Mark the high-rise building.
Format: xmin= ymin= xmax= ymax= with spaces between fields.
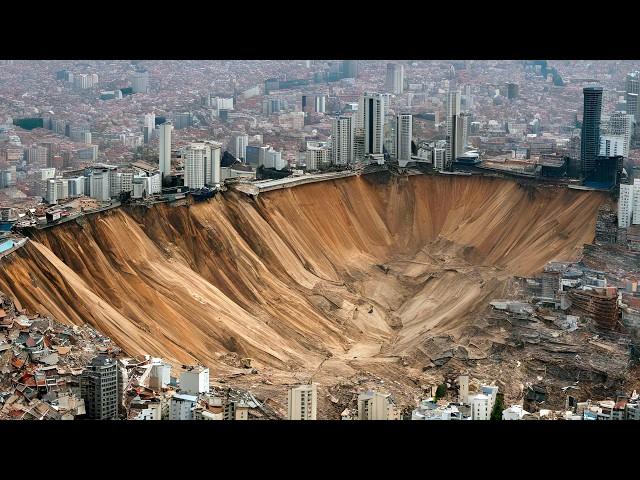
xmin=445 ymin=89 xmax=462 ymax=168
xmin=80 ymin=355 xmax=119 ymax=420
xmin=232 ymin=134 xmax=248 ymax=160
xmin=159 ymin=121 xmax=173 ymax=179
xmin=184 ymin=142 xmax=221 ymax=188
xmin=174 ymin=112 xmax=193 ymax=130
xmin=359 ymin=92 xmax=385 ymax=156
xmin=331 ymin=115 xmax=354 ymax=165
xmin=396 ymin=113 xmax=413 ymax=165
xmin=179 ymin=366 xmax=210 ymax=395
xmin=581 ymin=87 xmax=603 ymax=176
xmin=386 ymin=63 xmax=404 ymax=95
xmin=131 ymin=70 xmax=150 ymax=94
xmin=357 ymin=391 xmax=401 ymax=420
xmin=287 ymin=384 xmax=317 ymax=420
xmin=608 ymin=112 xmax=633 ymax=157
xmin=600 ymin=135 xmax=626 ymax=157
xmin=620 ymin=183 xmax=634 ymax=228
xmin=301 ymin=94 xmax=326 ymax=114
xmin=343 ymin=60 xmax=359 ymax=79
xmin=90 ymin=171 xmax=111 ymax=202
xmin=305 ymin=142 xmax=329 ymax=171
xmin=626 ymin=71 xmax=640 ymax=121
xmin=458 ymin=375 xmax=469 ymax=404
xmin=471 ymin=394 xmax=491 ymax=420
xmin=506 ymin=82 xmax=519 ymax=99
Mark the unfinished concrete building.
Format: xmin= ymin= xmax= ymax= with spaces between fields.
xmin=595 ymin=204 xmax=618 ymax=244
xmin=568 ymin=287 xmax=620 ymax=330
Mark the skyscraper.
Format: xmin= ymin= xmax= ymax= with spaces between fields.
xmin=131 ymin=70 xmax=150 ymax=94
xmin=445 ymin=89 xmax=461 ymax=169
xmin=581 ymin=86 xmax=603 ymax=176
xmin=232 ymin=134 xmax=248 ymax=160
xmin=608 ymin=111 xmax=633 ymax=157
xmin=358 ymin=92 xmax=385 ymax=156
xmin=184 ymin=141 xmax=221 ymax=189
xmin=396 ymin=113 xmax=413 ymax=166
xmin=331 ymin=115 xmax=354 ymax=166
xmin=159 ymin=121 xmax=173 ymax=180
xmin=80 ymin=355 xmax=119 ymax=420
xmin=342 ymin=60 xmax=359 ymax=79
xmin=386 ymin=63 xmax=404 ymax=95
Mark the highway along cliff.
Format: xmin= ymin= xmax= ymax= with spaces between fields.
xmin=0 ymin=173 xmax=607 ymax=413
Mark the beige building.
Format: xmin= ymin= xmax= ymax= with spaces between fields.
xmin=357 ymin=391 xmax=401 ymax=420
xmin=287 ymin=384 xmax=317 ymax=420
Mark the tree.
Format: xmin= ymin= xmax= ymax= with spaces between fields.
xmin=491 ymin=393 xmax=506 ymax=421
xmin=435 ymin=383 xmax=447 ymax=401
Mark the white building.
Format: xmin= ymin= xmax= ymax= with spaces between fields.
xmin=434 ymin=148 xmax=446 ymax=171
xmin=179 ymin=366 xmax=209 ymax=395
xmin=90 ymin=172 xmax=111 ymax=202
xmin=305 ymin=142 xmax=329 ymax=171
xmin=133 ymin=402 xmax=162 ymax=420
xmin=359 ymin=92 xmax=385 ymax=156
xmin=608 ymin=112 xmax=633 ymax=156
xmin=331 ymin=115 xmax=354 ymax=166
xmin=481 ymin=385 xmax=499 ymax=412
xmin=357 ymin=391 xmax=401 ymax=420
xmin=148 ymin=359 xmax=171 ymax=391
xmin=287 ymin=384 xmax=317 ymax=420
xmin=232 ymin=134 xmax=248 ymax=160
xmin=620 ymin=182 xmax=635 ymax=228
xmin=470 ymin=393 xmax=491 ymax=420
xmin=55 ymin=178 xmax=68 ymax=201
xmin=45 ymin=179 xmax=57 ymax=204
xmin=502 ymin=404 xmax=530 ymax=420
xmin=396 ymin=113 xmax=413 ymax=166
xmin=41 ymin=168 xmax=56 ymax=180
xmin=169 ymin=393 xmax=198 ymax=420
xmin=158 ymin=122 xmax=173 ymax=179
xmin=184 ymin=141 xmax=222 ymax=188
xmin=600 ymin=135 xmax=626 ymax=158
xmin=67 ymin=177 xmax=85 ymax=197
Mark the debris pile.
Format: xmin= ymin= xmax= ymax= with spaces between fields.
xmin=0 ymin=291 xmax=120 ymax=420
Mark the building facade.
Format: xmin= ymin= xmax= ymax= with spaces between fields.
xmin=80 ymin=355 xmax=119 ymax=420
xmin=287 ymin=384 xmax=317 ymax=420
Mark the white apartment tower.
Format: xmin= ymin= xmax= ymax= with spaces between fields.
xmin=600 ymin=135 xmax=626 ymax=157
xmin=633 ymin=179 xmax=640 ymax=226
xmin=359 ymin=92 xmax=385 ymax=156
xmin=471 ymin=394 xmax=491 ymax=420
xmin=232 ymin=134 xmax=248 ymax=160
xmin=287 ymin=384 xmax=317 ymax=420
xmin=608 ymin=112 xmax=633 ymax=157
xmin=357 ymin=391 xmax=401 ymax=420
xmin=619 ymin=183 xmax=634 ymax=228
xmin=184 ymin=142 xmax=221 ymax=188
xmin=458 ymin=375 xmax=469 ymax=404
xmin=396 ymin=113 xmax=413 ymax=166
xmin=159 ymin=122 xmax=173 ymax=180
xmin=331 ymin=115 xmax=354 ymax=165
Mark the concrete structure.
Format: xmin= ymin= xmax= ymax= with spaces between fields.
xmin=305 ymin=142 xmax=329 ymax=171
xmin=581 ymin=87 xmax=603 ymax=176
xmin=169 ymin=393 xmax=197 ymax=420
xmin=458 ymin=375 xmax=469 ymax=404
xmin=600 ymin=135 xmax=626 ymax=158
xmin=90 ymin=171 xmax=111 ymax=202
xmin=232 ymin=134 xmax=248 ymax=160
xmin=502 ymin=404 xmax=530 ymax=420
xmin=131 ymin=70 xmax=150 ymax=94
xmin=80 ymin=355 xmax=119 ymax=420
xmin=357 ymin=391 xmax=401 ymax=420
xmin=619 ymin=182 xmax=635 ymax=228
xmin=287 ymin=384 xmax=317 ymax=420
xmin=608 ymin=112 xmax=633 ymax=156
xmin=396 ymin=113 xmax=413 ymax=166
xmin=470 ymin=393 xmax=491 ymax=420
xmin=359 ymin=93 xmax=385 ymax=156
xmin=386 ymin=63 xmax=404 ymax=95
xmin=331 ymin=115 xmax=354 ymax=166
xmin=159 ymin=121 xmax=173 ymax=180
xmin=179 ymin=366 xmax=209 ymax=395
xmin=445 ymin=89 xmax=462 ymax=169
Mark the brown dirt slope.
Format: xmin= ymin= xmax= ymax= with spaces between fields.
xmin=0 ymin=174 xmax=605 ymax=374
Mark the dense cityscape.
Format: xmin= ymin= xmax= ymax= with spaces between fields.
xmin=1 ymin=60 xmax=640 ymax=420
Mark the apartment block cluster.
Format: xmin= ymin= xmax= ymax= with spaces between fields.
xmin=41 ymin=163 xmax=161 ymax=205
